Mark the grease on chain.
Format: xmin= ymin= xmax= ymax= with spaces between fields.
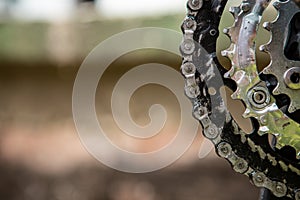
xmin=180 ymin=0 xmax=300 ymax=198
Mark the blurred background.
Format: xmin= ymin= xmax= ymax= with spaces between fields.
xmin=0 ymin=0 xmax=279 ymax=199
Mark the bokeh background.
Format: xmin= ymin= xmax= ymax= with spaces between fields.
xmin=0 ymin=0 xmax=278 ymax=199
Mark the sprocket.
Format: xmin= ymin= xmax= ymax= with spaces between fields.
xmin=181 ymin=0 xmax=300 ymax=199
xmin=222 ymin=0 xmax=300 ymax=159
xmin=262 ymin=0 xmax=300 ymax=113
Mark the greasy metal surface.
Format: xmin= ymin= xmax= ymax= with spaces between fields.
xmin=224 ymin=0 xmax=300 ymax=158
xmin=262 ymin=0 xmax=300 ymax=113
xmin=181 ymin=0 xmax=300 ymax=198
xmin=259 ymin=0 xmax=300 ymax=158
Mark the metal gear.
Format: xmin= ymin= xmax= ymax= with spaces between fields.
xmin=222 ymin=0 xmax=300 ymax=158
xmin=181 ymin=0 xmax=300 ymax=199
xmin=262 ymin=0 xmax=300 ymax=113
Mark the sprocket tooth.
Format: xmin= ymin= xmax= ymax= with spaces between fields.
xmin=243 ymin=108 xmax=252 ymax=118
xmin=221 ymin=49 xmax=234 ymax=59
xmin=273 ymin=84 xmax=286 ymax=96
xmin=223 ymin=28 xmax=230 ymax=36
xmin=231 ymin=90 xmax=240 ymax=100
xmin=273 ymin=86 xmax=281 ymax=95
xmin=259 ymin=44 xmax=269 ymax=53
xmin=258 ymin=128 xmax=267 ymax=136
xmin=229 ymin=6 xmax=241 ymax=17
xmin=288 ymin=101 xmax=297 ymax=113
xmin=224 ymin=67 xmax=235 ymax=78
xmin=263 ymin=21 xmax=272 ymax=31
xmin=224 ymin=71 xmax=231 ymax=79
xmin=263 ymin=66 xmax=273 ymax=74
xmin=221 ymin=50 xmax=229 ymax=57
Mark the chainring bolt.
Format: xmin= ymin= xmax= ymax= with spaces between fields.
xmin=283 ymin=67 xmax=300 ymax=89
xmin=253 ymin=91 xmax=266 ymax=104
xmin=248 ymin=86 xmax=270 ymax=109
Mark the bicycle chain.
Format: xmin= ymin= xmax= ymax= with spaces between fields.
xmin=180 ymin=0 xmax=300 ymax=199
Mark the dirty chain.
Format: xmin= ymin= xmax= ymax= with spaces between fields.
xmin=180 ymin=0 xmax=300 ymax=199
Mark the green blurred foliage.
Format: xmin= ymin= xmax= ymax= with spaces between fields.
xmin=0 ymin=1 xmax=277 ymax=68
xmin=0 ymin=15 xmax=183 ymax=64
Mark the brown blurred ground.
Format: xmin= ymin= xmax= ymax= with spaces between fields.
xmin=0 ymin=59 xmax=258 ymax=200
